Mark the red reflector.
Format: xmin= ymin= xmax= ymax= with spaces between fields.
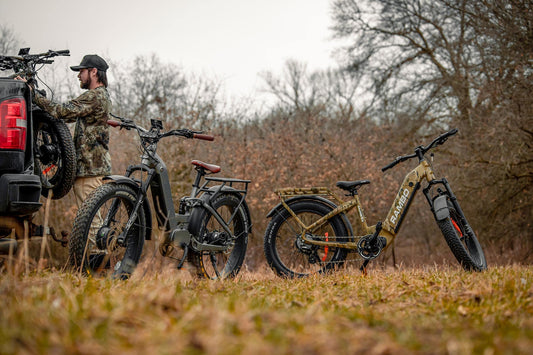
xmin=0 ymin=98 xmax=27 ymax=150
xmin=452 ymin=219 xmax=463 ymax=237
xmin=321 ymin=232 xmax=329 ymax=261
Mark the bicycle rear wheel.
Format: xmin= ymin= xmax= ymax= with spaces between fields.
xmin=436 ymin=197 xmax=487 ymax=271
xmin=264 ymin=200 xmax=349 ymax=278
xmin=188 ymin=193 xmax=249 ymax=279
xmin=69 ymin=183 xmax=146 ymax=279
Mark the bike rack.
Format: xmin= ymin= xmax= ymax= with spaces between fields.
xmin=203 ymin=176 xmax=251 ymax=194
xmin=199 ymin=176 xmax=252 ymax=231
xmin=275 ymin=187 xmax=345 ymax=204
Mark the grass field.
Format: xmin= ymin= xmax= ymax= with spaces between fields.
xmin=0 ymin=263 xmax=532 ymax=354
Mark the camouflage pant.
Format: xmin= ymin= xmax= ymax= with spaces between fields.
xmin=73 ymin=176 xmax=105 ymax=253
xmin=73 ymin=176 xmax=104 ymax=208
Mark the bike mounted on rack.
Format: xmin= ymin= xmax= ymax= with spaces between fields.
xmin=0 ymin=48 xmax=76 ymax=256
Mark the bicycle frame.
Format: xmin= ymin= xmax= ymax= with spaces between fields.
xmin=110 ymin=142 xmax=250 ymax=253
xmin=275 ymin=159 xmax=439 ymax=251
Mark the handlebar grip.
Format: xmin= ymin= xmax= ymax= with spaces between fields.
xmin=382 ymin=160 xmax=399 ymax=172
xmin=193 ymin=133 xmax=215 ymax=141
xmin=55 ymin=50 xmax=70 ymax=56
xmin=107 ymin=120 xmax=121 ymax=127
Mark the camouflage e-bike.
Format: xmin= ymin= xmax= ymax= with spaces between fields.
xmin=69 ymin=116 xmax=251 ymax=279
xmin=264 ymin=129 xmax=487 ymax=278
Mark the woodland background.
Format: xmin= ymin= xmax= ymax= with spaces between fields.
xmin=1 ymin=0 xmax=532 ymax=269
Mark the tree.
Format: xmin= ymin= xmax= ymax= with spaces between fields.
xmin=332 ymin=0 xmax=533 ymax=256
xmin=260 ymin=59 xmax=364 ymax=120
xmin=332 ymin=0 xmax=494 ymax=125
xmin=0 ymin=25 xmax=21 ymax=55
xmin=110 ymin=54 xmax=223 ymax=129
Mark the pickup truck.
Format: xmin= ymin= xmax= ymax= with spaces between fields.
xmin=0 ymin=49 xmax=76 ymax=254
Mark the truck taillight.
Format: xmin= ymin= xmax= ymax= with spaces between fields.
xmin=0 ymin=98 xmax=27 ymax=150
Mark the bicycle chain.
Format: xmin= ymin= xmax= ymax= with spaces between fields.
xmin=299 ymin=233 xmax=377 ymax=264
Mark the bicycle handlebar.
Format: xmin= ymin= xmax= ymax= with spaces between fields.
xmin=107 ymin=117 xmax=214 ymax=142
xmin=381 ymin=153 xmax=417 ymax=172
xmin=382 ymin=128 xmax=458 ymax=172
xmin=0 ymin=49 xmax=70 ymax=72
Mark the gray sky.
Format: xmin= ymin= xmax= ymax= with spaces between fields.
xmin=1 ymin=0 xmax=339 ymax=99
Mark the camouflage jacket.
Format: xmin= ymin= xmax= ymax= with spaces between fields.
xmin=34 ymin=86 xmax=112 ymax=177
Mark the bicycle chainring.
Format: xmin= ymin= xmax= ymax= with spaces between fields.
xmin=357 ymin=235 xmax=386 ymax=260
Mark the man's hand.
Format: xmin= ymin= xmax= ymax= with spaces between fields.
xmin=14 ymin=76 xmax=34 ymax=92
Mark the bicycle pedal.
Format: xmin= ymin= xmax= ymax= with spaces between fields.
xmin=159 ymin=243 xmax=173 ymax=257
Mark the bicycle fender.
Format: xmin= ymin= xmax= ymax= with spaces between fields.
xmin=101 ymin=175 xmax=153 ymax=240
xmin=266 ymin=195 xmax=354 ymax=238
xmin=433 ymin=195 xmax=450 ymax=221
xmin=209 ymin=185 xmax=251 ymax=225
xmin=103 ymin=175 xmax=140 ymax=187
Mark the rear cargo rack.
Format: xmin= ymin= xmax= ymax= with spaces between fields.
xmin=275 ymin=187 xmax=344 ymax=204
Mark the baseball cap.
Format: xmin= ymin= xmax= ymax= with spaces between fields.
xmin=70 ymin=54 xmax=109 ymax=72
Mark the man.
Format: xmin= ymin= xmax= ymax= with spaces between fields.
xmin=32 ymin=54 xmax=112 ymax=207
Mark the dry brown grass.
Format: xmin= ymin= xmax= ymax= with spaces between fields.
xmin=1 ymin=258 xmax=531 ymax=354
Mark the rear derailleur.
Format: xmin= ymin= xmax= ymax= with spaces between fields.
xmin=296 ymin=234 xmax=322 ymax=264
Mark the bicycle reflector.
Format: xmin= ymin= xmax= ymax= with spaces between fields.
xmin=0 ymin=98 xmax=27 ymax=150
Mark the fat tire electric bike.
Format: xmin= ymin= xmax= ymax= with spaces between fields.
xmin=263 ymin=129 xmax=487 ymax=278
xmin=69 ymin=115 xmax=252 ymax=279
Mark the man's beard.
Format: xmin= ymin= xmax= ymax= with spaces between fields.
xmin=80 ymin=75 xmax=92 ymax=89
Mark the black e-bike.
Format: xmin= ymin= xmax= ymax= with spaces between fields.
xmin=69 ymin=116 xmax=252 ymax=279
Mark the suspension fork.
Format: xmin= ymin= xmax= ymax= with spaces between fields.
xmin=424 ymin=178 xmax=469 ymax=227
xmin=115 ymin=169 xmax=155 ymax=245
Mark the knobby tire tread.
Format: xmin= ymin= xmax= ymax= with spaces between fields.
xmin=33 ymin=111 xmax=76 ymax=200
xmin=264 ymin=200 xmax=349 ymax=278
xmin=437 ymin=200 xmax=487 ymax=272
xmin=69 ymin=183 xmax=145 ymax=278
xmin=188 ymin=193 xmax=249 ymax=280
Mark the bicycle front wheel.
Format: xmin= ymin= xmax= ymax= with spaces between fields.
xmin=188 ymin=193 xmax=249 ymax=279
xmin=436 ymin=197 xmax=487 ymax=271
xmin=264 ymin=200 xmax=349 ymax=278
xmin=69 ymin=183 xmax=146 ymax=279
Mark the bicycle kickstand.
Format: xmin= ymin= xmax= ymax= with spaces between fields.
xmin=176 ymin=243 xmax=189 ymax=270
xmin=360 ymin=259 xmax=371 ymax=276
xmin=358 ymin=221 xmax=384 ymax=276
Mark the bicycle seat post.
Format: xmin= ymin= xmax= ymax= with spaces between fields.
xmin=190 ymin=166 xmax=207 ymax=197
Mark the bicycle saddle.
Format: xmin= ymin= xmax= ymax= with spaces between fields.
xmin=191 ymin=160 xmax=221 ymax=174
xmin=336 ymin=180 xmax=370 ymax=194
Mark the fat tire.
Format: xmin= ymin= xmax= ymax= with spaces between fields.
xmin=69 ymin=183 xmax=146 ymax=279
xmin=188 ymin=193 xmax=249 ymax=279
xmin=436 ymin=197 xmax=487 ymax=271
xmin=33 ymin=110 xmax=76 ymax=199
xmin=264 ymin=200 xmax=349 ymax=278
